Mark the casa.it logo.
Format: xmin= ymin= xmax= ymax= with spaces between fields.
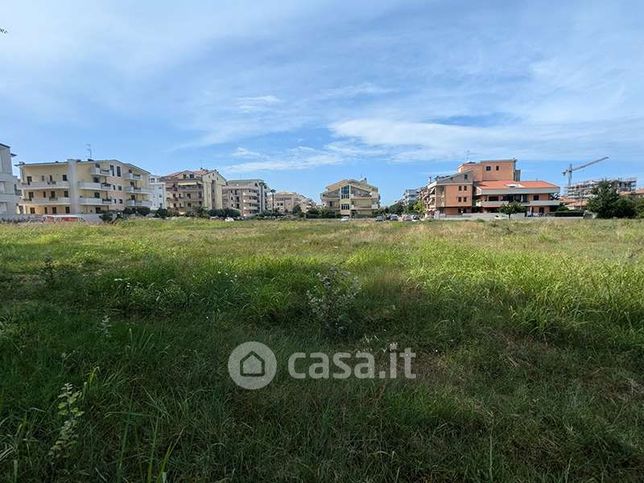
xmin=228 ymin=341 xmax=417 ymax=390
xmin=227 ymin=341 xmax=278 ymax=390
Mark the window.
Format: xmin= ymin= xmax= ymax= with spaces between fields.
xmin=94 ymin=192 xmax=100 ymax=198
xmin=50 ymin=191 xmax=55 ymax=198
xmin=464 ymin=174 xmax=468 ymax=180
xmin=93 ymin=177 xmax=99 ymax=183
xmin=117 ymin=166 xmax=121 ymax=177
xmin=533 ymin=195 xmax=539 ymax=201
xmin=458 ymin=186 xmax=462 ymax=191
xmin=495 ymin=166 xmax=499 ymax=171
xmin=96 ymin=207 xmax=102 ymax=213
xmin=485 ymin=166 xmax=491 ymax=171
xmin=28 ymin=192 xmax=34 ymax=200
xmin=341 ymin=204 xmax=350 ymax=210
xmin=457 ymin=197 xmax=462 ymax=202
xmin=65 ymin=207 xmax=70 ymax=214
xmin=119 ymin=199 xmax=123 ymax=204
xmin=29 ymin=207 xmax=35 ymax=214
xmin=27 ymin=176 xmax=32 ymax=184
xmin=62 ymin=174 xmax=67 ymax=181
xmin=44 ymin=207 xmax=48 ymax=214
xmin=463 ymin=186 xmax=467 ymax=191
xmin=52 ymin=207 xmax=57 ymax=214
xmin=489 ymin=196 xmax=499 ymax=201
xmin=463 ymin=197 xmax=467 ymax=202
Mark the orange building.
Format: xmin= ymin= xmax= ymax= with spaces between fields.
xmin=421 ymin=159 xmax=559 ymax=216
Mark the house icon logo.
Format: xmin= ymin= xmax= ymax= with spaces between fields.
xmin=228 ymin=341 xmax=277 ymax=390
xmin=240 ymin=351 xmax=266 ymax=377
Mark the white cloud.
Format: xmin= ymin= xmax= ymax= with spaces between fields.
xmin=223 ymin=146 xmax=343 ymax=173
xmin=235 ymin=95 xmax=282 ymax=112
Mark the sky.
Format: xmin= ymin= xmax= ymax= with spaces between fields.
xmin=1 ymin=0 xmax=643 ymax=204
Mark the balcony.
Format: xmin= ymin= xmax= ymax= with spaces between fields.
xmin=79 ymin=197 xmax=112 ymax=206
xmin=90 ymin=167 xmax=111 ymax=176
xmin=126 ymin=199 xmax=152 ymax=208
xmin=78 ymin=182 xmax=110 ymax=191
xmin=476 ymin=199 xmax=559 ymax=208
xmin=0 ymin=192 xmax=19 ymax=202
xmin=22 ymin=197 xmax=71 ymax=205
xmin=127 ymin=173 xmax=142 ymax=180
xmin=125 ymin=186 xmax=153 ymax=195
xmin=22 ymin=180 xmax=70 ymax=189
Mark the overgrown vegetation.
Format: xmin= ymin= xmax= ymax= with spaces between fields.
xmin=0 ymin=219 xmax=642 ymax=481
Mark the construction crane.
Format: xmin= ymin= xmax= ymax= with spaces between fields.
xmin=562 ymin=156 xmax=609 ymax=192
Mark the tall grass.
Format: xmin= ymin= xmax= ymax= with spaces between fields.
xmin=0 ymin=219 xmax=642 ymax=480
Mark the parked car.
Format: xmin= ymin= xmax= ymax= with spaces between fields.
xmin=375 ymin=215 xmax=385 ymax=222
xmin=401 ymin=214 xmax=413 ymax=221
xmin=340 ymin=217 xmax=350 ymax=222
xmin=388 ymin=214 xmax=399 ymax=221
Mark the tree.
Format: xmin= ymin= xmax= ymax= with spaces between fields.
xmin=292 ymin=204 xmax=303 ymax=216
xmin=613 ymin=197 xmax=636 ymax=219
xmin=99 ymin=212 xmax=114 ymax=223
xmin=636 ymin=198 xmax=644 ymax=219
xmin=135 ymin=206 xmax=151 ymax=216
xmin=555 ymin=203 xmax=570 ymax=212
xmin=498 ymin=201 xmax=527 ymax=219
xmin=409 ymin=200 xmax=425 ymax=214
xmin=388 ymin=202 xmax=404 ymax=215
xmin=586 ymin=181 xmax=623 ymax=218
xmin=154 ymin=208 xmax=169 ymax=219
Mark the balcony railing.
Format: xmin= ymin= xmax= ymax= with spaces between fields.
xmin=78 ymin=182 xmax=109 ymax=191
xmin=22 ymin=180 xmax=70 ymax=189
xmin=22 ymin=197 xmax=71 ymax=205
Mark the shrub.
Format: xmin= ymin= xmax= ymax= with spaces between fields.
xmin=135 ymin=206 xmax=151 ymax=216
xmin=154 ymin=208 xmax=169 ymax=219
xmin=307 ymin=266 xmax=361 ymax=338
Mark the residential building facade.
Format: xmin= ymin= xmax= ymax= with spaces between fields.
xmin=273 ymin=191 xmax=315 ymax=213
xmin=161 ymin=170 xmax=208 ymax=214
xmin=421 ymin=159 xmax=559 ymax=216
xmin=149 ymin=175 xmax=166 ymax=211
xmin=18 ymin=159 xmax=152 ymax=216
xmin=222 ymin=179 xmax=269 ymax=217
xmin=321 ymin=178 xmax=380 ymax=217
xmin=563 ymin=177 xmax=638 ymax=209
xmin=0 ymin=143 xmax=19 ymax=216
xmin=400 ymin=187 xmax=421 ymax=207
xmin=202 ymin=170 xmax=227 ymax=211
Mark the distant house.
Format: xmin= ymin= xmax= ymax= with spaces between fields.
xmin=420 ymin=159 xmax=560 ymax=216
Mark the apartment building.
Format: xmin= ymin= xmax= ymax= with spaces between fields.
xmin=421 ymin=159 xmax=559 ymax=216
xmin=563 ymin=177 xmax=638 ymax=209
xmin=400 ymin=187 xmax=422 ymax=207
xmin=202 ymin=170 xmax=227 ymax=211
xmin=0 ymin=143 xmax=19 ymax=216
xmin=161 ymin=170 xmax=207 ymax=214
xmin=149 ymin=175 xmax=166 ymax=211
xmin=273 ymin=191 xmax=315 ymax=213
xmin=222 ymin=179 xmax=269 ymax=217
xmin=19 ymin=159 xmax=152 ymax=216
xmin=321 ymin=178 xmax=380 ymax=217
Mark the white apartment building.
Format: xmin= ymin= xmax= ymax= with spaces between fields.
xmin=19 ymin=159 xmax=152 ymax=215
xmin=222 ymin=179 xmax=269 ymax=217
xmin=149 ymin=175 xmax=166 ymax=211
xmin=0 ymin=143 xmax=20 ymax=216
xmin=401 ymin=187 xmax=421 ymax=207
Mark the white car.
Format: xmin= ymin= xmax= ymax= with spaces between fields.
xmin=340 ymin=217 xmax=350 ymax=222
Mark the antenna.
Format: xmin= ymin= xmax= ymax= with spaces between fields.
xmin=86 ymin=144 xmax=93 ymax=159
xmin=465 ymin=150 xmax=471 ymax=162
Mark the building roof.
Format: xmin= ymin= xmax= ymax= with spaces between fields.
xmin=324 ymin=178 xmax=378 ymax=191
xmin=477 ymin=180 xmax=559 ymax=190
xmin=162 ymin=169 xmax=210 ymax=178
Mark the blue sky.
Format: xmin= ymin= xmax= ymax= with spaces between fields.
xmin=1 ymin=0 xmax=642 ymax=203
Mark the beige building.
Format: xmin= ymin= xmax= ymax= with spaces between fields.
xmin=0 ymin=143 xmax=19 ymax=216
xmin=202 ymin=170 xmax=227 ymax=211
xmin=321 ymin=178 xmax=380 ymax=217
xmin=161 ymin=170 xmax=207 ymax=214
xmin=273 ymin=191 xmax=315 ymax=213
xmin=222 ymin=179 xmax=269 ymax=217
xmin=19 ymin=159 xmax=152 ymax=216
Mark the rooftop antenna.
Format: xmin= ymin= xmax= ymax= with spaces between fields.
xmin=465 ymin=150 xmax=471 ymax=162
xmin=86 ymin=144 xmax=93 ymax=159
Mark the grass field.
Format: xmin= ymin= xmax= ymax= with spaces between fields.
xmin=0 ymin=218 xmax=643 ymax=481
